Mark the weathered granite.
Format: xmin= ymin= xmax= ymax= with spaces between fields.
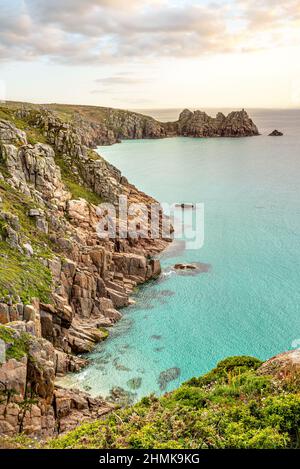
xmin=0 ymin=105 xmax=172 ymax=438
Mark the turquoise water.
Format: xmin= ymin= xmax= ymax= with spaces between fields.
xmin=63 ymin=110 xmax=300 ymax=400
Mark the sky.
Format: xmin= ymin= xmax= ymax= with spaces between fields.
xmin=1 ymin=0 xmax=300 ymax=109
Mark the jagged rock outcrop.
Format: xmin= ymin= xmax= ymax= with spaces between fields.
xmin=0 ymin=326 xmax=112 ymax=437
xmin=169 ymin=108 xmax=259 ymax=137
xmin=74 ymin=106 xmax=259 ymax=141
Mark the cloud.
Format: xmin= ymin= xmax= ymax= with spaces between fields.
xmin=0 ymin=0 xmax=299 ymax=65
xmin=95 ymin=75 xmax=145 ymax=86
xmin=91 ymin=74 xmax=146 ymax=93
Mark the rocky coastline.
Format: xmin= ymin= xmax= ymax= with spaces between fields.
xmin=0 ymin=103 xmax=171 ymax=438
xmin=0 ymin=102 xmax=259 ymax=440
xmin=4 ymin=102 xmax=259 ymax=148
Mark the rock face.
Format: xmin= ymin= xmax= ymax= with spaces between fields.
xmin=105 ymin=108 xmax=167 ymax=141
xmin=269 ymin=129 xmax=283 ymax=136
xmin=0 ymin=326 xmax=112 ymax=437
xmin=0 ymin=104 xmax=172 ymax=438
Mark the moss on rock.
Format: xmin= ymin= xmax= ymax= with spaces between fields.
xmin=0 ymin=325 xmax=30 ymax=360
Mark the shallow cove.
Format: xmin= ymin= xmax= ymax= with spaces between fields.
xmin=61 ymin=109 xmax=300 ymax=401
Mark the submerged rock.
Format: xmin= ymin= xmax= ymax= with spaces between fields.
xmin=174 ymin=263 xmax=197 ymax=270
xmin=158 ymin=367 xmax=181 ymax=390
xmin=127 ymin=377 xmax=142 ymax=390
xmin=173 ymin=262 xmax=211 ymax=274
xmin=106 ymin=386 xmax=136 ymax=406
xmin=154 ymin=347 xmax=165 ymax=352
xmin=113 ymin=358 xmax=131 ymax=372
xmin=151 ymin=334 xmax=162 ymax=340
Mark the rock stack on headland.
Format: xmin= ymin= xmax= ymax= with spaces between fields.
xmin=166 ymin=108 xmax=259 ymax=137
xmin=0 ymin=102 xmax=259 ymax=439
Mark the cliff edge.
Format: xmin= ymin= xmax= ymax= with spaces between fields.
xmin=0 ymin=103 xmax=170 ymax=438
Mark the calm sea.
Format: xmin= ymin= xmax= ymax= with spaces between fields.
xmin=61 ymin=109 xmax=300 ymax=400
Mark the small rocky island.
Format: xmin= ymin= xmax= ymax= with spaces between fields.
xmin=269 ymin=129 xmax=283 ymax=136
xmin=167 ymin=108 xmax=259 ymax=138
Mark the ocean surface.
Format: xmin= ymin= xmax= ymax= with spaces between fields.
xmin=61 ymin=109 xmax=300 ymax=401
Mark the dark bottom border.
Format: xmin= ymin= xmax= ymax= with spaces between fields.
xmin=0 ymin=449 xmax=296 ymax=467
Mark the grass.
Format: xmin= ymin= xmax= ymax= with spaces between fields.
xmin=0 ymin=106 xmax=47 ymax=145
xmin=0 ymin=325 xmax=30 ymax=360
xmin=0 ymin=179 xmax=53 ymax=303
xmin=0 ymin=104 xmax=105 ymax=305
xmin=55 ymin=154 xmax=103 ymax=205
xmin=0 ymin=434 xmax=37 ymax=449
xmin=0 ymin=241 xmax=52 ymax=303
xmin=98 ymin=327 xmax=109 ymax=339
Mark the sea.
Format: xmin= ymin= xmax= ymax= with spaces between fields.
xmin=60 ymin=108 xmax=300 ymax=401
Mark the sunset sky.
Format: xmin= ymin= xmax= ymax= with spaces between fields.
xmin=1 ymin=0 xmax=300 ymax=109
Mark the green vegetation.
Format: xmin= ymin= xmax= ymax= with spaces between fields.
xmin=0 ymin=180 xmax=53 ymax=303
xmin=0 ymin=241 xmax=52 ymax=303
xmin=0 ymin=106 xmax=47 ymax=145
xmin=47 ymin=356 xmax=300 ymax=449
xmin=55 ymin=154 xmax=103 ymax=205
xmin=0 ymin=103 xmax=104 ymax=306
xmin=0 ymin=434 xmax=36 ymax=449
xmin=0 ymin=325 xmax=30 ymax=360
xmin=98 ymin=327 xmax=109 ymax=339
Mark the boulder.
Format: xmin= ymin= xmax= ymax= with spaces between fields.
xmin=258 ymin=349 xmax=300 ymax=381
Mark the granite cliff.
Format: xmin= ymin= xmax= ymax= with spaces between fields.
xmin=0 ymin=103 xmax=170 ymax=438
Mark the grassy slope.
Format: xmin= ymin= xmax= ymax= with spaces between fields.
xmin=46 ymin=356 xmax=300 ymax=449
xmin=3 ymin=101 xmax=160 ymax=127
xmin=0 ymin=178 xmax=53 ymax=303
